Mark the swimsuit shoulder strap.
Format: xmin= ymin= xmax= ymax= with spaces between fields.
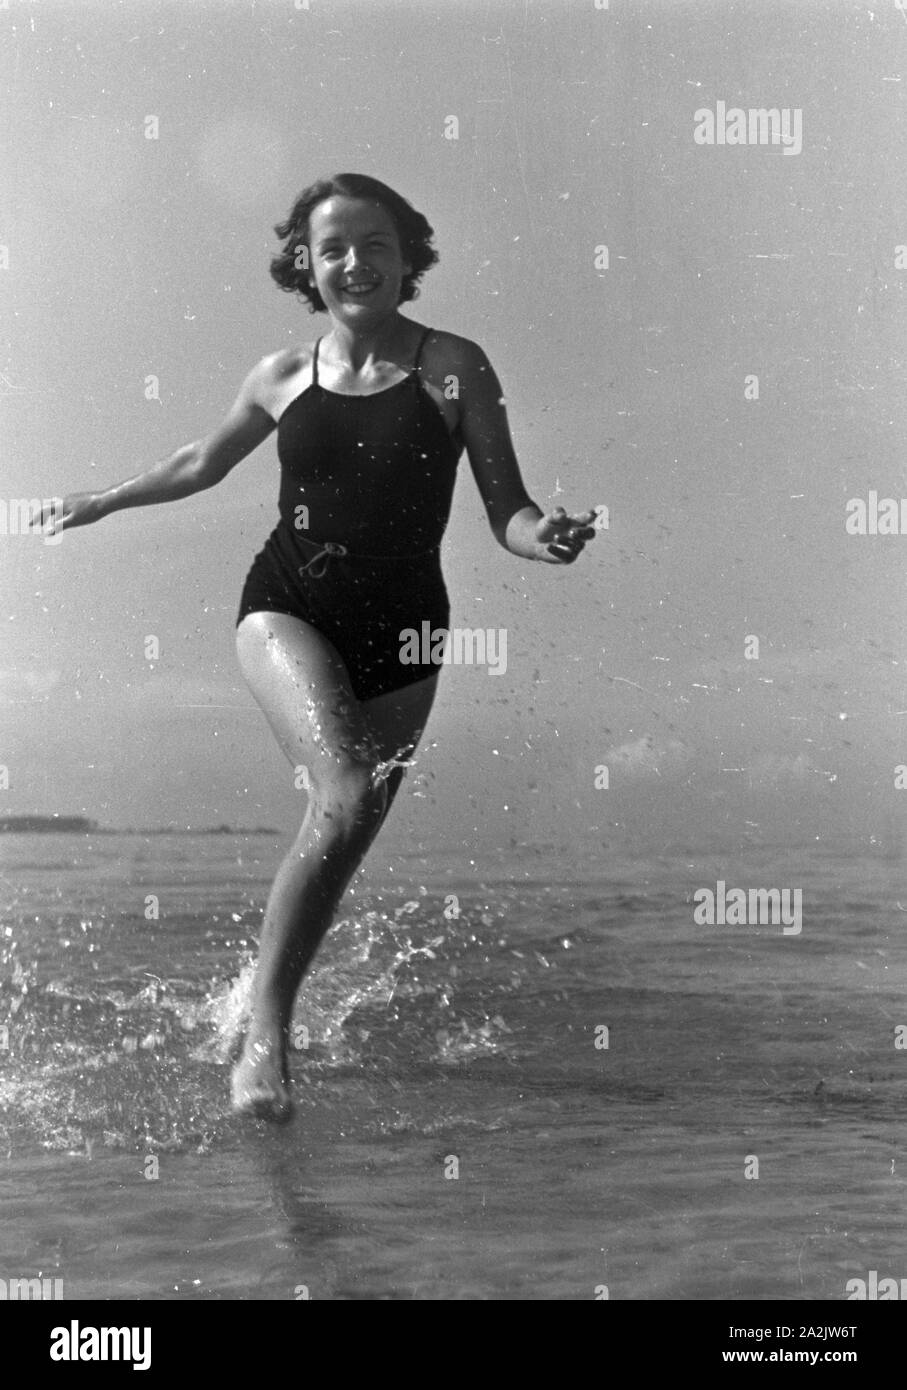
xmin=311 ymin=336 xmax=321 ymax=386
xmin=412 ymin=326 xmax=432 ymax=374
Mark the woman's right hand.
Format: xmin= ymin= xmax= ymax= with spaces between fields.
xmin=30 ymin=492 xmax=106 ymax=537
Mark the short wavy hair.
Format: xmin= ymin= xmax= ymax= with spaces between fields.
xmin=270 ymin=173 xmax=440 ymax=313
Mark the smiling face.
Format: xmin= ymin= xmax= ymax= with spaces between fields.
xmin=306 ymin=196 xmax=412 ymax=321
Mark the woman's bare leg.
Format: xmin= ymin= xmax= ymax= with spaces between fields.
xmin=231 ymin=610 xmax=438 ymax=1119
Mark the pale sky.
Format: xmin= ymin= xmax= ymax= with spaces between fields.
xmin=2 ymin=0 xmax=906 ymax=856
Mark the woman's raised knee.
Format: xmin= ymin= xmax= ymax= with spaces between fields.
xmin=311 ymin=760 xmax=388 ymax=836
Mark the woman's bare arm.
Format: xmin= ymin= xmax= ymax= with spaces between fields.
xmin=455 ymin=338 xmax=596 ymax=564
xmin=34 ymin=356 xmax=277 ymax=534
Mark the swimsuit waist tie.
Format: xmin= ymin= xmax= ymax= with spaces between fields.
xmin=292 ymin=533 xmax=441 ymax=579
xmin=296 ymin=541 xmax=348 ymax=579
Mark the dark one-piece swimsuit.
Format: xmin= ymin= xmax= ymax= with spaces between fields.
xmin=236 ymin=325 xmax=463 ymax=701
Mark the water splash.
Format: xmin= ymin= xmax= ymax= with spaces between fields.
xmin=0 ymin=878 xmax=518 ymax=1154
xmin=195 ymin=904 xmax=446 ymax=1067
xmin=433 ymin=1014 xmax=513 ymax=1064
xmin=371 ymin=744 xmax=418 ymax=789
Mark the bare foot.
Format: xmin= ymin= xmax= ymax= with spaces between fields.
xmin=230 ymin=1028 xmax=292 ymax=1122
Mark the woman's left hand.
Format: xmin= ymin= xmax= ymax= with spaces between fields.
xmin=534 ymin=506 xmax=598 ymax=563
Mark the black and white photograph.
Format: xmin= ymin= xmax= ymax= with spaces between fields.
xmin=1 ymin=0 xmax=905 ymax=1334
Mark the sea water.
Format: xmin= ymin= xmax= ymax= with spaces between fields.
xmin=1 ymin=833 xmax=905 ymax=1300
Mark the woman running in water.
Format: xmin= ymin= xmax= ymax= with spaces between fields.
xmin=39 ymin=173 xmax=597 ymax=1120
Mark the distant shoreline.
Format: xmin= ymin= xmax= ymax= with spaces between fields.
xmin=0 ymin=816 xmax=280 ymax=836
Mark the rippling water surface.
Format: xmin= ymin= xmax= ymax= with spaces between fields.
xmin=1 ymin=833 xmax=905 ymax=1300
